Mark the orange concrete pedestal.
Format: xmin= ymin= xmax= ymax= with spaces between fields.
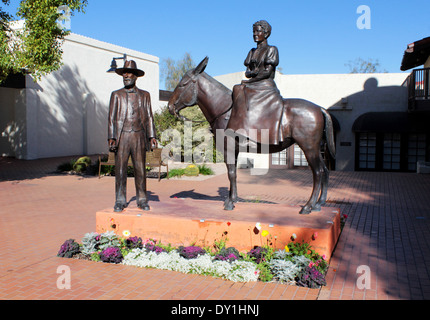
xmin=96 ymin=199 xmax=341 ymax=259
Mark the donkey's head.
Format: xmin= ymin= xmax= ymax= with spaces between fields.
xmin=168 ymin=57 xmax=208 ymax=118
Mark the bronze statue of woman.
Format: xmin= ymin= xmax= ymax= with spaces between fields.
xmin=226 ymin=20 xmax=285 ymax=145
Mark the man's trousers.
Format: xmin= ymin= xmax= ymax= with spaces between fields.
xmin=115 ymin=130 xmax=147 ymax=206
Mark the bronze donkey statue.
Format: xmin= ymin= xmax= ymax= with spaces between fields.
xmin=168 ymin=57 xmax=335 ymax=214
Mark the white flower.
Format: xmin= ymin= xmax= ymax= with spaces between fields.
xmin=255 ymin=222 xmax=262 ymax=231
xmin=122 ymin=249 xmax=258 ymax=283
xmin=122 ymin=230 xmax=131 ymax=237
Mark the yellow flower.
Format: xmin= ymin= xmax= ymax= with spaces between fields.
xmin=261 ymin=230 xmax=269 ymax=237
xmin=122 ymin=230 xmax=131 ymax=237
xmin=285 ymin=245 xmax=290 ymax=252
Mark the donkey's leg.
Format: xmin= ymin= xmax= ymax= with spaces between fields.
xmin=223 ymin=137 xmax=239 ymax=211
xmin=224 ymin=162 xmax=238 ymax=210
xmin=315 ymin=161 xmax=329 ymax=209
xmin=300 ymin=149 xmax=324 ymax=214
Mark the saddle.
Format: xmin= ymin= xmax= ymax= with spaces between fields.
xmin=226 ymin=80 xmax=288 ymax=145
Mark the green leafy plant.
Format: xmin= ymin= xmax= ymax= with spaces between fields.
xmin=287 ymin=241 xmax=315 ymax=258
xmin=1 ymin=0 xmax=88 ymax=83
xmin=73 ymin=156 xmax=91 ymax=173
xmin=256 ymin=262 xmax=273 ymax=282
xmin=212 ymin=230 xmax=229 ymax=253
xmin=168 ymin=168 xmax=185 ymax=178
xmin=167 ymin=164 xmax=214 ymax=178
xmin=81 ymin=232 xmax=100 ymax=255
xmin=154 ymin=105 xmax=180 ymax=136
xmin=269 ymin=252 xmax=310 ymax=283
xmin=98 ymin=231 xmax=121 ymax=250
xmin=156 ymin=242 xmax=175 ymax=253
xmin=287 ymin=241 xmax=328 ymax=274
xmin=197 ymin=164 xmax=214 ymax=175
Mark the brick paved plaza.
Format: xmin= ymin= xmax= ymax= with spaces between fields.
xmin=1 ymin=156 xmax=430 ymax=301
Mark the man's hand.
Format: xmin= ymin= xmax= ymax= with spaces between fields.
xmin=109 ymin=139 xmax=117 ymax=152
xmin=150 ymin=138 xmax=158 ymax=150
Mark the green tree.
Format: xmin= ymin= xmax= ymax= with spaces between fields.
xmin=161 ymin=52 xmax=195 ymax=91
xmin=0 ymin=0 xmax=87 ymax=83
xmin=157 ymin=53 xmax=222 ymax=163
xmin=345 ymin=57 xmax=387 ymax=74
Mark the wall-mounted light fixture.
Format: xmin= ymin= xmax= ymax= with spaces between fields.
xmin=106 ymin=54 xmax=127 ymax=73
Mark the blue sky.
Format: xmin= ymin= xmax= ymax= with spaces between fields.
xmin=7 ymin=0 xmax=430 ymax=88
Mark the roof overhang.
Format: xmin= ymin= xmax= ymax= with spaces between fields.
xmin=352 ymin=112 xmax=429 ymax=133
xmin=400 ymin=36 xmax=430 ymax=71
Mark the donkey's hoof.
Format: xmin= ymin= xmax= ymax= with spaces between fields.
xmin=312 ymin=204 xmax=322 ymax=212
xmin=299 ymin=206 xmax=311 ymax=215
xmin=224 ymin=200 xmax=235 ymax=211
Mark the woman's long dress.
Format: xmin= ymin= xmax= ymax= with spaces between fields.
xmin=226 ymin=45 xmax=285 ymax=145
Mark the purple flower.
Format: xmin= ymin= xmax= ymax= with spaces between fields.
xmin=99 ymin=247 xmax=123 ymax=264
xmin=214 ymin=247 xmax=241 ymax=263
xmin=296 ymin=266 xmax=326 ymax=288
xmin=126 ymin=236 xmax=143 ymax=249
xmin=178 ymin=246 xmax=206 ymax=259
xmin=57 ymin=239 xmax=80 ymax=258
xmin=247 ymin=246 xmax=268 ymax=264
xmin=145 ymin=242 xmax=167 ymax=254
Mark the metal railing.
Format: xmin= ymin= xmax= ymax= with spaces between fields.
xmin=407 ymin=68 xmax=430 ymax=111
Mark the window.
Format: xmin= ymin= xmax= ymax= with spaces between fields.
xmin=408 ymin=134 xmax=426 ymax=171
xmin=383 ymin=133 xmax=401 ymax=170
xmin=356 ymin=132 xmax=428 ymax=172
xmin=358 ymin=133 xmax=376 ymax=169
xmin=271 ymin=149 xmax=287 ymax=166
xmin=294 ymin=144 xmax=308 ymax=167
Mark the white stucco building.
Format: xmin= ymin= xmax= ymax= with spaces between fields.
xmin=0 ymin=32 xmax=159 ymax=160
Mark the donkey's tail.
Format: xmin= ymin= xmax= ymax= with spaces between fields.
xmin=321 ymin=108 xmax=336 ymax=159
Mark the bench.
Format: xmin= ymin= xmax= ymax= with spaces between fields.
xmin=98 ymin=148 xmax=169 ymax=181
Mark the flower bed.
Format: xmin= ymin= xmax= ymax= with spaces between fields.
xmin=57 ymin=223 xmax=335 ymax=288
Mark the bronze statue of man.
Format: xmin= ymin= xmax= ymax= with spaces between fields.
xmin=226 ymin=20 xmax=285 ymax=145
xmin=108 ymin=60 xmax=157 ymax=212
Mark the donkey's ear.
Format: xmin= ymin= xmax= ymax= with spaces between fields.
xmin=193 ymin=56 xmax=209 ymax=75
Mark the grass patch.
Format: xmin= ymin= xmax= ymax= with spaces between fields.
xmin=168 ymin=168 xmax=186 ymax=178
xmin=197 ymin=164 xmax=214 ymax=175
xmin=168 ymin=164 xmax=215 ymax=178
